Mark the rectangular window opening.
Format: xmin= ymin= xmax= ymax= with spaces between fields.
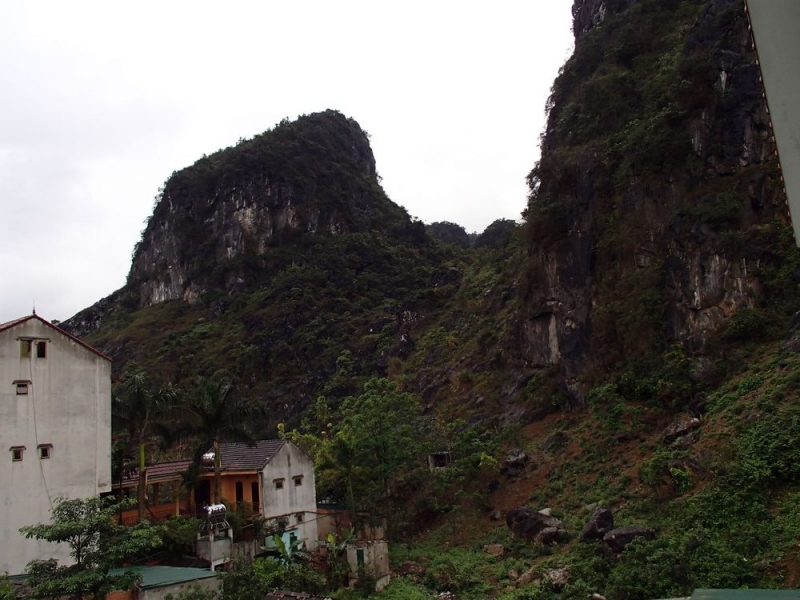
xmin=38 ymin=444 xmax=52 ymax=460
xmin=235 ymin=481 xmax=244 ymax=504
xmin=293 ymin=475 xmax=303 ymax=486
xmin=20 ymin=340 xmax=31 ymax=358
xmin=295 ymin=512 xmax=304 ymax=524
xmin=36 ymin=341 xmax=47 ymax=358
xmin=11 ymin=446 xmax=25 ymax=462
xmin=15 ymin=382 xmax=29 ymax=395
xmin=274 ymin=478 xmax=284 ymax=490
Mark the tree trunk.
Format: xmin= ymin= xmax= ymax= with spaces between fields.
xmin=137 ymin=442 xmax=147 ymax=522
xmin=214 ymin=439 xmax=222 ymax=504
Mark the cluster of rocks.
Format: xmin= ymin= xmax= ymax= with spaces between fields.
xmin=506 ymin=507 xmax=568 ymax=545
xmin=505 ymin=506 xmax=654 ymax=554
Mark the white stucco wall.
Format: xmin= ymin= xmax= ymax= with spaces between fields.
xmin=261 ymin=442 xmax=318 ymax=545
xmin=747 ymin=1 xmax=800 ymax=245
xmin=0 ymin=317 xmax=111 ymax=575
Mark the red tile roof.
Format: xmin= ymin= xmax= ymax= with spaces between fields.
xmin=216 ymin=439 xmax=285 ymax=471
xmin=115 ymin=440 xmax=287 ymax=487
xmin=119 ymin=460 xmax=191 ymax=485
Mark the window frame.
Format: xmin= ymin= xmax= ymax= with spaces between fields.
xmin=10 ymin=446 xmax=25 ymax=462
xmin=293 ymin=475 xmax=303 ymax=487
xmin=38 ymin=444 xmax=53 ymax=460
xmin=14 ymin=380 xmax=30 ymax=395
xmin=274 ymin=478 xmax=285 ymax=490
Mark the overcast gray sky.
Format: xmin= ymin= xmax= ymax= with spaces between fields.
xmin=0 ymin=1 xmax=574 ymax=323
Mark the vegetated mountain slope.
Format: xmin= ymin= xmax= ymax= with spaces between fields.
xmin=60 ymin=0 xmax=800 ymax=593
xmin=62 ymin=110 xmax=516 ymax=426
xmin=379 ymin=0 xmax=800 ymax=597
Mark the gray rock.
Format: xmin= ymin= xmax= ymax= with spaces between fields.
xmin=542 ymin=431 xmax=567 ymax=453
xmin=506 ymin=507 xmax=566 ymax=542
xmin=536 ymin=526 xmax=567 ymax=545
xmin=662 ymin=417 xmax=701 ymax=444
xmin=579 ymin=507 xmax=614 ymax=542
xmin=544 ymin=567 xmax=569 ymax=591
xmin=483 ymin=544 xmax=504 ymax=556
xmin=602 ymin=526 xmax=655 ymax=553
xmin=505 ymin=449 xmax=529 ymax=476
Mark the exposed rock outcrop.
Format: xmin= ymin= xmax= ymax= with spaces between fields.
xmin=603 ymin=526 xmax=655 ymax=553
xmin=514 ymin=0 xmax=788 ymax=402
xmin=579 ymin=507 xmax=614 ymax=542
xmin=127 ymin=111 xmax=412 ymax=309
xmin=506 ymin=508 xmax=568 ymax=544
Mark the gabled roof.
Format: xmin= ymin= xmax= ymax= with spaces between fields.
xmin=0 ymin=314 xmax=110 ymax=361
xmin=118 ymin=459 xmax=192 ymax=485
xmin=112 ymin=440 xmax=289 ymax=488
xmin=216 ymin=439 xmax=286 ymax=471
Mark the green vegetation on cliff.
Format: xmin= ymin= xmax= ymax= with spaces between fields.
xmin=62 ymin=0 xmax=800 ymax=596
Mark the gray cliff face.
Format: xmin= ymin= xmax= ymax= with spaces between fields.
xmin=126 ymin=110 xmax=399 ymax=308
xmin=572 ymin=0 xmax=638 ymax=42
xmin=515 ymin=0 xmax=787 ymax=399
xmin=129 ymin=178 xmax=354 ymax=307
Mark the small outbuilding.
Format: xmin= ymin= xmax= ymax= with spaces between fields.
xmin=106 ymin=566 xmax=218 ymax=600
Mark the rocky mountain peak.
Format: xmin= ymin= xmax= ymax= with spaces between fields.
xmin=127 ymin=110 xmax=411 ymax=308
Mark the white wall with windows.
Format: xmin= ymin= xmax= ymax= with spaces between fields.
xmin=0 ymin=315 xmax=111 ymax=575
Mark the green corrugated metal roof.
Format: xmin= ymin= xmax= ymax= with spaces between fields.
xmin=109 ymin=566 xmax=216 ymax=589
xmin=692 ymin=590 xmax=800 ymax=600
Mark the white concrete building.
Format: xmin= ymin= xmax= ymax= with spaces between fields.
xmin=214 ymin=440 xmax=319 ymax=546
xmin=0 ymin=314 xmax=111 ymax=575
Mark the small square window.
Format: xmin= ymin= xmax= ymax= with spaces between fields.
xmin=293 ymin=475 xmax=303 ymax=486
xmin=36 ymin=341 xmax=46 ymax=358
xmin=295 ymin=513 xmax=304 ymax=524
xmin=274 ymin=479 xmax=284 ymax=490
xmin=16 ymin=382 xmax=29 ymax=395
xmin=11 ymin=446 xmax=25 ymax=462
xmin=38 ymin=445 xmax=52 ymax=460
xmin=20 ymin=340 xmax=31 ymax=358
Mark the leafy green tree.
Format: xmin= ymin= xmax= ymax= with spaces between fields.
xmin=175 ymin=377 xmax=260 ymax=503
xmin=113 ymin=368 xmax=176 ymax=521
xmin=0 ymin=575 xmax=13 ymax=600
xmin=316 ymin=378 xmax=435 ymax=536
xmin=20 ymin=497 xmax=163 ymax=600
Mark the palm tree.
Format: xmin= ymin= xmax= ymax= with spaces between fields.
xmin=112 ymin=369 xmax=175 ymax=521
xmin=176 ymin=377 xmax=260 ymax=504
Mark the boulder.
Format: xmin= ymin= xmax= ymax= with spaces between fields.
xmin=661 ymin=418 xmax=701 ymax=444
xmin=579 ymin=507 xmax=614 ymax=542
xmin=542 ymin=431 xmax=567 ymax=453
xmin=483 ymin=544 xmax=504 ymax=557
xmin=517 ymin=566 xmax=540 ymax=587
xmin=537 ymin=526 xmax=567 ymax=545
xmin=602 ymin=526 xmax=655 ymax=553
xmin=505 ymin=449 xmax=529 ymax=476
xmin=544 ymin=567 xmax=569 ymax=591
xmin=506 ymin=507 xmax=566 ymax=542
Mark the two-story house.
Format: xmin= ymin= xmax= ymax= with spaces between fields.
xmin=115 ymin=439 xmax=319 ymax=547
xmin=213 ymin=439 xmax=319 ymax=545
xmin=0 ymin=314 xmax=111 ymax=575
